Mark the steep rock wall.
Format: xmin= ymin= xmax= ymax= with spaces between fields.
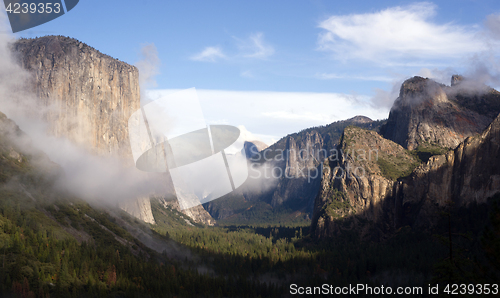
xmin=399 ymin=113 xmax=500 ymax=229
xmin=235 ymin=116 xmax=384 ymax=216
xmin=312 ymin=113 xmax=500 ymax=239
xmin=13 ymin=36 xmax=139 ymax=158
xmin=12 ymin=36 xmax=214 ymax=225
xmin=381 ymin=76 xmax=498 ymax=150
xmin=311 ymin=126 xmax=417 ymax=239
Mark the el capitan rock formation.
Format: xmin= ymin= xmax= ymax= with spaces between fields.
xmin=13 ymin=36 xmax=140 ymax=158
xmin=11 ymin=36 xmax=214 ymax=225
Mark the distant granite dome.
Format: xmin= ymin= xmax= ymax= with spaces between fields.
xmin=243 ymin=140 xmax=268 ymax=159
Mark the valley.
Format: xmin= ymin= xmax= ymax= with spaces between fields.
xmin=0 ymin=34 xmax=498 ymax=297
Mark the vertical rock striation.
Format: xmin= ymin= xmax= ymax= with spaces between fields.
xmin=312 ymin=77 xmax=500 ymax=239
xmin=12 ymin=36 xmax=214 ymax=225
xmin=311 ymin=126 xmax=417 ymax=239
xmin=243 ymin=116 xmax=385 ymax=215
xmin=13 ymin=36 xmax=140 ymax=158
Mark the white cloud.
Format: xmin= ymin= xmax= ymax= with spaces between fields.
xmin=318 ymin=2 xmax=485 ymax=63
xmin=239 ymin=32 xmax=274 ymax=59
xmin=190 ymin=46 xmax=226 ymax=62
xmin=237 ymin=125 xmax=260 ymax=141
xmin=146 ymin=89 xmax=389 ymax=145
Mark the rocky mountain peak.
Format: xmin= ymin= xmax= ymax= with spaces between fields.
xmin=451 ymin=74 xmax=464 ymax=86
xmin=348 ymin=115 xmax=373 ymax=124
xmin=312 ymin=75 xmax=500 ymax=240
xmin=13 ymin=35 xmax=126 ymax=65
xmin=381 ymin=75 xmax=499 ymax=150
xmin=396 ymin=76 xmax=448 ymax=108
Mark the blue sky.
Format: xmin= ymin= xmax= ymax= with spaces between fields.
xmin=8 ymin=0 xmax=500 ymax=144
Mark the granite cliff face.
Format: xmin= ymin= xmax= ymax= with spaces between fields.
xmin=160 ymin=198 xmax=215 ymax=226
xmin=311 ymin=126 xmax=418 ymax=239
xmin=11 ymin=36 xmax=214 ymax=225
xmin=312 ymin=77 xmax=500 ymax=239
xmin=267 ymin=130 xmax=325 ymax=210
xmin=11 ymin=36 xmax=158 ymax=224
xmin=261 ymin=116 xmax=385 ymax=212
xmin=398 ymin=113 xmax=500 ymax=229
xmin=13 ymin=36 xmax=140 ymax=158
xmin=381 ymin=76 xmax=499 ymax=150
xmin=205 ymin=116 xmax=386 ymax=222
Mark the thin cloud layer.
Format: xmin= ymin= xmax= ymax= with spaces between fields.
xmin=318 ymin=2 xmax=485 ymax=63
xmin=240 ymin=70 xmax=254 ymax=78
xmin=146 ymin=89 xmax=388 ymax=145
xmin=190 ymin=46 xmax=226 ymax=62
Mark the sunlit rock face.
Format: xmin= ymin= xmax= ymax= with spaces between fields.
xmin=13 ymin=35 xmax=140 ymax=158
xmin=119 ymin=197 xmax=156 ymax=225
xmin=12 ymin=36 xmax=215 ymax=225
xmin=160 ymin=198 xmax=215 ymax=226
xmin=311 ymin=126 xmax=415 ymax=240
xmin=312 ymin=77 xmax=500 ymax=240
xmin=381 ymin=76 xmax=499 ymax=150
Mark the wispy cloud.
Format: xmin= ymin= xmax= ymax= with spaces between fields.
xmin=317 ymin=2 xmax=485 ymax=64
xmin=190 ymin=46 xmax=226 ymax=62
xmin=192 ymin=32 xmax=274 ymax=63
xmin=239 ymin=32 xmax=274 ymax=59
